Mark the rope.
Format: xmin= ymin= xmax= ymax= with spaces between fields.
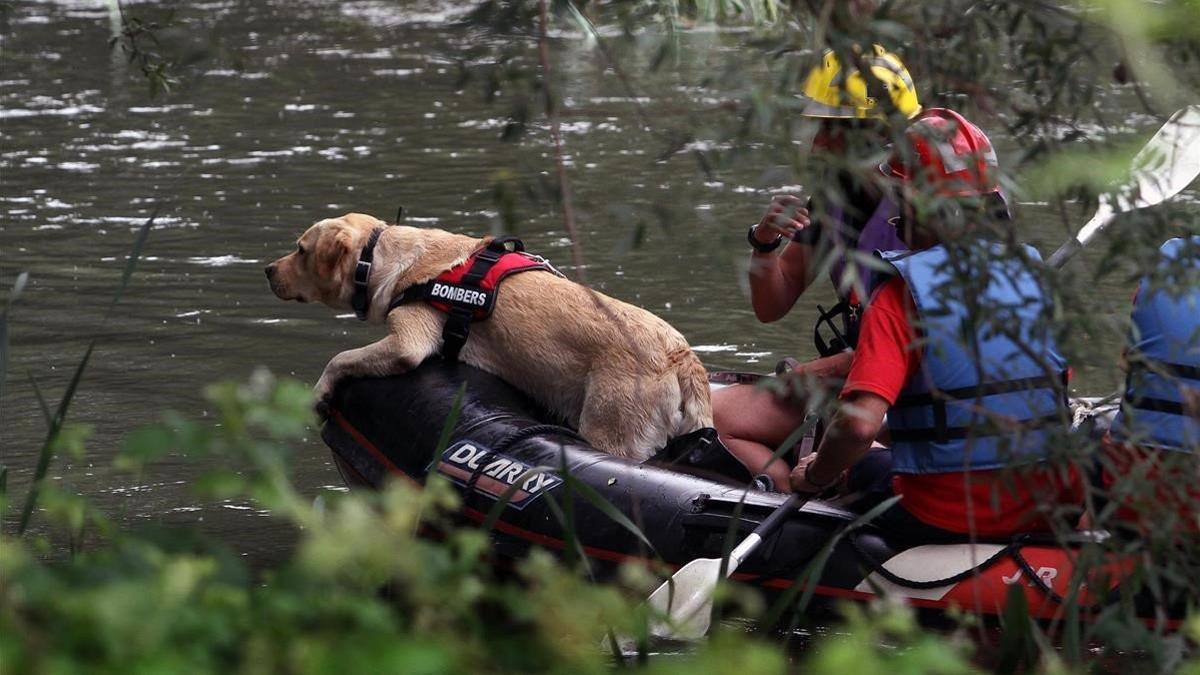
xmin=848 ymin=535 xmax=1014 ymax=590
xmin=848 ymin=534 xmax=1114 ymax=612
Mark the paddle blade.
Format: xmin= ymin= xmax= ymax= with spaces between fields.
xmin=1049 ymin=106 xmax=1200 ymax=268
xmin=1125 ymin=105 xmax=1200 ymax=210
xmin=1077 ymin=106 xmax=1200 ymax=248
xmin=646 ymin=557 xmax=723 ymax=641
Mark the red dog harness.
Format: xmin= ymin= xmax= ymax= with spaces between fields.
xmin=387 ymin=236 xmax=560 ymax=361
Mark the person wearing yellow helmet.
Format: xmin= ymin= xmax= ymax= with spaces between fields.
xmin=712 ymin=45 xmax=1009 ymax=491
xmin=746 ymin=45 xmax=924 ymax=349
xmin=799 ymin=44 xmax=922 ymax=120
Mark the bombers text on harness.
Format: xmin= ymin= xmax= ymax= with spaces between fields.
xmin=388 ymin=235 xmax=560 ymax=361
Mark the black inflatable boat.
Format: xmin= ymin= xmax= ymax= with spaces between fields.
xmin=321 ymin=360 xmax=1182 ymax=628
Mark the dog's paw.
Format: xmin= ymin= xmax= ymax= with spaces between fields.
xmin=313 ymin=396 xmax=332 ymax=421
xmin=312 ymin=377 xmax=336 ymax=420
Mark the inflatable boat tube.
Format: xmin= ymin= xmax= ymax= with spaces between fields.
xmin=321 ymin=360 xmax=1182 ymax=628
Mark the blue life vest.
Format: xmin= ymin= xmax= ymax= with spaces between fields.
xmin=1110 ymin=236 xmax=1200 ymax=451
xmin=877 ymin=243 xmax=1070 ymax=474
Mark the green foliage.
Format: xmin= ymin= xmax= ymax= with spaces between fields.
xmin=803 ymin=601 xmax=979 ymax=675
xmin=0 ymin=372 xmax=792 ymax=673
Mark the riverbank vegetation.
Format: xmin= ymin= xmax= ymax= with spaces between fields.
xmin=3 ymin=0 xmax=1200 ymax=671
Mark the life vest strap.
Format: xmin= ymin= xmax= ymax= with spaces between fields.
xmin=891 ymin=372 xmax=1068 ymax=444
xmin=888 ymin=412 xmax=1064 ymax=444
xmin=1129 ymin=359 xmax=1200 ymax=382
xmin=1124 ymin=395 xmax=1185 ymax=416
xmin=1120 ymin=359 xmax=1198 ymax=419
xmin=892 ymin=372 xmax=1067 ymax=409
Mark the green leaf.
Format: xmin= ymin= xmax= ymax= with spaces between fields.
xmin=117 ymin=425 xmax=179 ymax=471
xmin=51 ymin=423 xmax=94 ymax=462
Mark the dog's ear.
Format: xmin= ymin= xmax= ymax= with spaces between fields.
xmin=316 ymin=229 xmax=354 ymax=282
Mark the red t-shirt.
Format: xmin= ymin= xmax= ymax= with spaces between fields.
xmin=1100 ymin=434 xmax=1199 ymax=532
xmin=842 ymin=277 xmax=1081 ymax=537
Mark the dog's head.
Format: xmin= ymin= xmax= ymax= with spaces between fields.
xmin=265 ymin=212 xmax=388 ymax=309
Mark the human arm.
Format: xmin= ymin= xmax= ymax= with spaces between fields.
xmin=789 ymin=277 xmax=918 ymax=493
xmin=748 ymin=196 xmax=821 ymax=322
xmin=790 ymin=391 xmax=890 ymax=492
xmin=780 ymin=351 xmax=854 ymax=381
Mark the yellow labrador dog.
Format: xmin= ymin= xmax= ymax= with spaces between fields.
xmin=266 ymin=212 xmax=713 ymax=461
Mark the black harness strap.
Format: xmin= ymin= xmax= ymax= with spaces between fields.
xmin=1171 ymin=363 xmax=1200 ymax=380
xmin=388 ymin=236 xmax=550 ymax=362
xmin=442 ymin=237 xmax=522 ymax=361
xmin=351 ymin=227 xmax=387 ymax=321
xmin=1129 ymin=357 xmax=1200 ymax=382
xmin=1118 ymin=358 xmax=1198 ymax=417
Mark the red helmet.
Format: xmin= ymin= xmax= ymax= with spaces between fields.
xmin=882 ymin=108 xmax=1001 ymax=198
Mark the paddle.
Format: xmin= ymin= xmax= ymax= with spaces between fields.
xmin=645 ymin=492 xmax=806 ymax=641
xmin=1046 ymin=105 xmax=1200 ymax=268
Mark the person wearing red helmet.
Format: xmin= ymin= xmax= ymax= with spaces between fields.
xmin=788 ymin=109 xmax=1081 ymax=543
xmin=714 ymin=102 xmax=1011 ymax=493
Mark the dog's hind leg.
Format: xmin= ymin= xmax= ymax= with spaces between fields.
xmin=577 ymin=370 xmax=681 ymax=461
xmin=675 ymin=355 xmax=714 ymax=432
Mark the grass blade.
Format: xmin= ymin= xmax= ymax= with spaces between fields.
xmin=18 ymin=341 xmax=95 ymax=534
xmin=15 ymin=210 xmax=153 ymax=535
xmin=765 ymin=494 xmax=901 ymax=629
xmin=428 ymin=383 xmax=467 ymax=468
xmin=105 ymin=209 xmax=155 ymax=318
xmin=26 ymin=372 xmax=53 ymax=426
xmin=0 ymin=272 xmax=30 ymax=410
xmin=481 ymin=464 xmax=560 ymax=532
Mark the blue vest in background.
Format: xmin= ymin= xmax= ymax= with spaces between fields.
xmin=1111 ymin=236 xmax=1200 ymax=451
xmin=876 ymin=243 xmax=1069 ymax=474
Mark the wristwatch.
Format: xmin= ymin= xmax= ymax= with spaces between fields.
xmin=747 ymin=224 xmax=783 ymax=254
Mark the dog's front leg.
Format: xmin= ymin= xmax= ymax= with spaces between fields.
xmin=313 ymin=335 xmax=423 ymax=418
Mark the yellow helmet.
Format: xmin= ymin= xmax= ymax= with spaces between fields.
xmin=799 ymin=44 xmax=922 ymax=120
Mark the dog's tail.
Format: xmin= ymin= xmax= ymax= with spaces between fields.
xmin=676 ymin=354 xmax=714 ymax=432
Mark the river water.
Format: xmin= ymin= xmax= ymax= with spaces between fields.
xmin=1 ymin=0 xmax=1194 ymax=566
